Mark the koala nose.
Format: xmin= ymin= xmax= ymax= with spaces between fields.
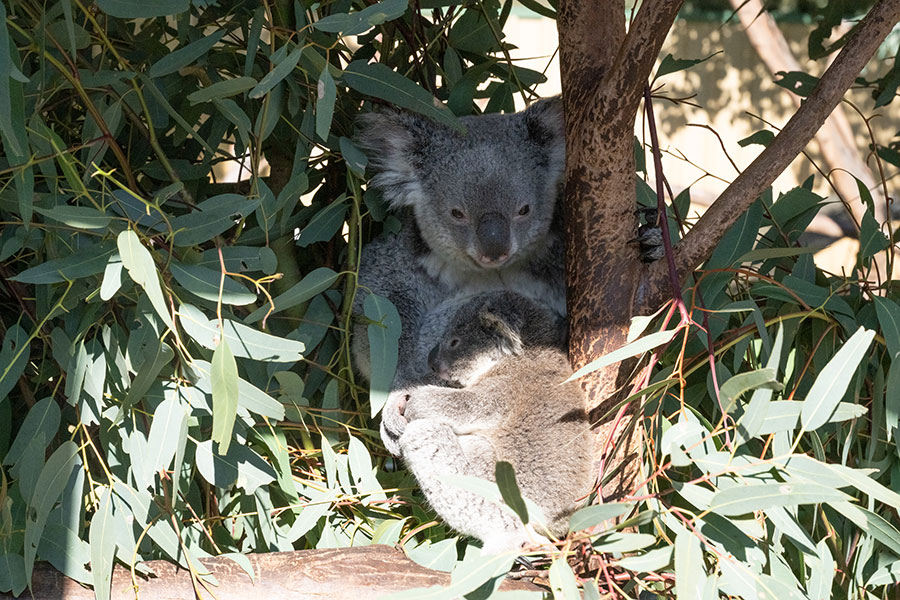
xmin=476 ymin=212 xmax=511 ymax=265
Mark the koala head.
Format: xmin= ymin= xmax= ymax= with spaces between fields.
xmin=427 ymin=293 xmax=532 ymax=386
xmin=356 ymin=98 xmax=565 ymax=270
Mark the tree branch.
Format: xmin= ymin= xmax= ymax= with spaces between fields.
xmin=729 ymin=0 xmax=882 ymax=225
xmin=652 ymin=0 xmax=900 ymax=299
xmin=604 ymin=0 xmax=684 ymax=122
xmin=2 ymin=547 xmax=542 ymax=599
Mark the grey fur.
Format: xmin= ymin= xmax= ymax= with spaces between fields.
xmin=400 ymin=294 xmax=592 ymax=553
xmin=352 ymin=99 xmax=568 ymax=455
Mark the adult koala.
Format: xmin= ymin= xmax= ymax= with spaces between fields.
xmin=352 ymin=98 xmax=567 ymax=455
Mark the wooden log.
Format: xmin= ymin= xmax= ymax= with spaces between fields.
xmin=1 ymin=546 xmax=543 ymax=600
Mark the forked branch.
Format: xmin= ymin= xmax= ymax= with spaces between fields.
xmin=605 ymin=0 xmax=685 ymax=122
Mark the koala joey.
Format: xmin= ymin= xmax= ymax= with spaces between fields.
xmin=426 ymin=291 xmax=566 ymax=386
xmin=352 ymin=98 xmax=567 ymax=454
xmin=398 ymin=292 xmax=593 ymax=554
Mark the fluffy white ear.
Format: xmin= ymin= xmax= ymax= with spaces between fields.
xmin=480 ymin=311 xmax=524 ymax=356
xmin=355 ymin=111 xmax=428 ymax=209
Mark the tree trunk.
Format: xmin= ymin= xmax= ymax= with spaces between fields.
xmin=1 ymin=546 xmax=542 ymax=600
xmin=557 ymin=0 xmax=900 ymax=503
xmin=558 ymin=0 xmax=684 ymax=501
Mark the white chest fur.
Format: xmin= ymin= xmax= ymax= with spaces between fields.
xmin=420 ymin=252 xmax=565 ymax=316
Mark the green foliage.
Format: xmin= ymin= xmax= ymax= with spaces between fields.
xmin=1 ymin=1 xmax=899 ymax=599
xmin=0 ymin=0 xmax=550 ymax=595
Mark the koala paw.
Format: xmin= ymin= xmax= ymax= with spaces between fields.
xmin=634 ymin=207 xmax=664 ymax=263
xmin=379 ymin=389 xmax=411 ymax=457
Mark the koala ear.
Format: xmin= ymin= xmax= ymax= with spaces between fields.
xmin=480 ymin=311 xmax=524 ymax=356
xmin=355 ymin=110 xmax=431 ymax=209
xmin=523 ymin=96 xmax=564 ymax=147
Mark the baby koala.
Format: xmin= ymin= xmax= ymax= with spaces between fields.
xmin=398 ymin=292 xmax=593 ymax=554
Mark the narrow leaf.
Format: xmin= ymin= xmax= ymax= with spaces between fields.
xmin=245 ymin=267 xmax=339 ymax=324
xmin=495 ymin=461 xmax=528 ymax=525
xmin=89 ymin=488 xmax=116 ymax=600
xmin=568 ymin=503 xmax=631 ymax=533
xmin=148 ymin=29 xmax=228 ymax=78
xmin=23 ymin=441 xmax=79 ymax=581
xmin=365 ymin=293 xmax=401 ymax=417
xmin=343 ymin=61 xmax=458 ymax=129
xmin=567 ymin=328 xmax=680 ymax=382
xmin=180 ymin=303 xmax=305 ymax=362
xmin=117 ymin=230 xmax=173 ymax=328
xmin=801 ymin=327 xmax=874 ymax=431
xmin=249 ymin=48 xmax=303 ymax=99
xmin=211 ymin=339 xmax=239 ymax=455
xmin=708 ymin=482 xmax=851 ymax=516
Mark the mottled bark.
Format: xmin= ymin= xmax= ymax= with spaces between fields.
xmin=1 ymin=546 xmax=541 ymax=600
xmin=558 ymin=0 xmax=683 ymax=500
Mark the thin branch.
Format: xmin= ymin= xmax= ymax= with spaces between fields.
xmin=653 ymin=0 xmax=900 ymax=300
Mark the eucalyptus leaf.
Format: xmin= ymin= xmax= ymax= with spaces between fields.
xmin=0 ymin=324 xmax=29 ymax=405
xmin=801 ymin=327 xmax=874 ymax=431
xmin=89 ymin=488 xmax=117 ymax=600
xmin=245 ymin=267 xmax=339 ymax=324
xmin=11 ymin=241 xmax=116 ymax=284
xmin=170 ymin=194 xmax=260 ymax=247
xmin=708 ymin=481 xmax=851 ymax=516
xmin=33 ymin=205 xmax=111 ymax=230
xmin=194 ymin=439 xmax=276 ymax=493
xmin=365 ymin=293 xmax=401 ymax=417
xmin=149 ymin=30 xmax=228 ymax=78
xmin=211 ymin=339 xmax=239 ymax=455
xmin=343 ymin=61 xmax=458 ymax=129
xmin=117 ymin=230 xmax=173 ymax=328
xmin=96 ymin=0 xmax=189 ymax=17
xmin=188 ymin=76 xmax=258 ymax=104
xmin=249 ymin=48 xmax=303 ymax=99
xmin=180 ymin=303 xmax=305 ymax=361
xmin=23 ymin=441 xmax=80 ymax=581
xmin=170 ymin=260 xmax=256 ymax=305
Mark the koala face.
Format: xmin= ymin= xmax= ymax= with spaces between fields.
xmin=428 ymin=299 xmax=523 ymax=387
xmin=357 ymin=98 xmax=564 ymax=271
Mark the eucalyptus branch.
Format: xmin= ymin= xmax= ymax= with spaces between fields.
xmin=659 ymin=0 xmax=900 ymax=295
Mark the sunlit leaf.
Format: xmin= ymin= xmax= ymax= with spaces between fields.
xmin=180 ymin=303 xmax=305 ymax=362
xmin=365 ymin=293 xmax=401 ymax=417
xmin=801 ymin=327 xmax=874 ymax=431
xmin=211 ymin=339 xmax=239 ymax=455
xmin=117 ymin=230 xmax=173 ymax=328
xmin=708 ymin=482 xmax=851 ymax=516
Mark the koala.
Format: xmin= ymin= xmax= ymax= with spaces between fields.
xmin=425 ymin=291 xmax=566 ymax=386
xmin=411 ymin=290 xmax=564 ymax=384
xmin=352 ymin=99 xmax=568 ymax=454
xmin=398 ymin=293 xmax=593 ymax=554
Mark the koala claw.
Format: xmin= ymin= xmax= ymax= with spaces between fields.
xmin=634 ymin=207 xmax=664 ymax=263
xmin=636 ymin=225 xmax=664 ymax=263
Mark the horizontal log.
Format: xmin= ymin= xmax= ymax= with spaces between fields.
xmin=2 ymin=545 xmax=544 ymax=600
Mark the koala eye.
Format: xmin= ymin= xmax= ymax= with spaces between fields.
xmin=518 ymin=205 xmax=531 ymax=216
xmin=451 ymin=208 xmax=466 ymax=221
xmin=449 ymin=338 xmax=460 ymax=348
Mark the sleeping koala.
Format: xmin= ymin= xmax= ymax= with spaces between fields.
xmin=352 ymin=99 xmax=567 ymax=454
xmin=398 ymin=292 xmax=593 ymax=553
xmin=413 ymin=290 xmax=566 ymax=385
